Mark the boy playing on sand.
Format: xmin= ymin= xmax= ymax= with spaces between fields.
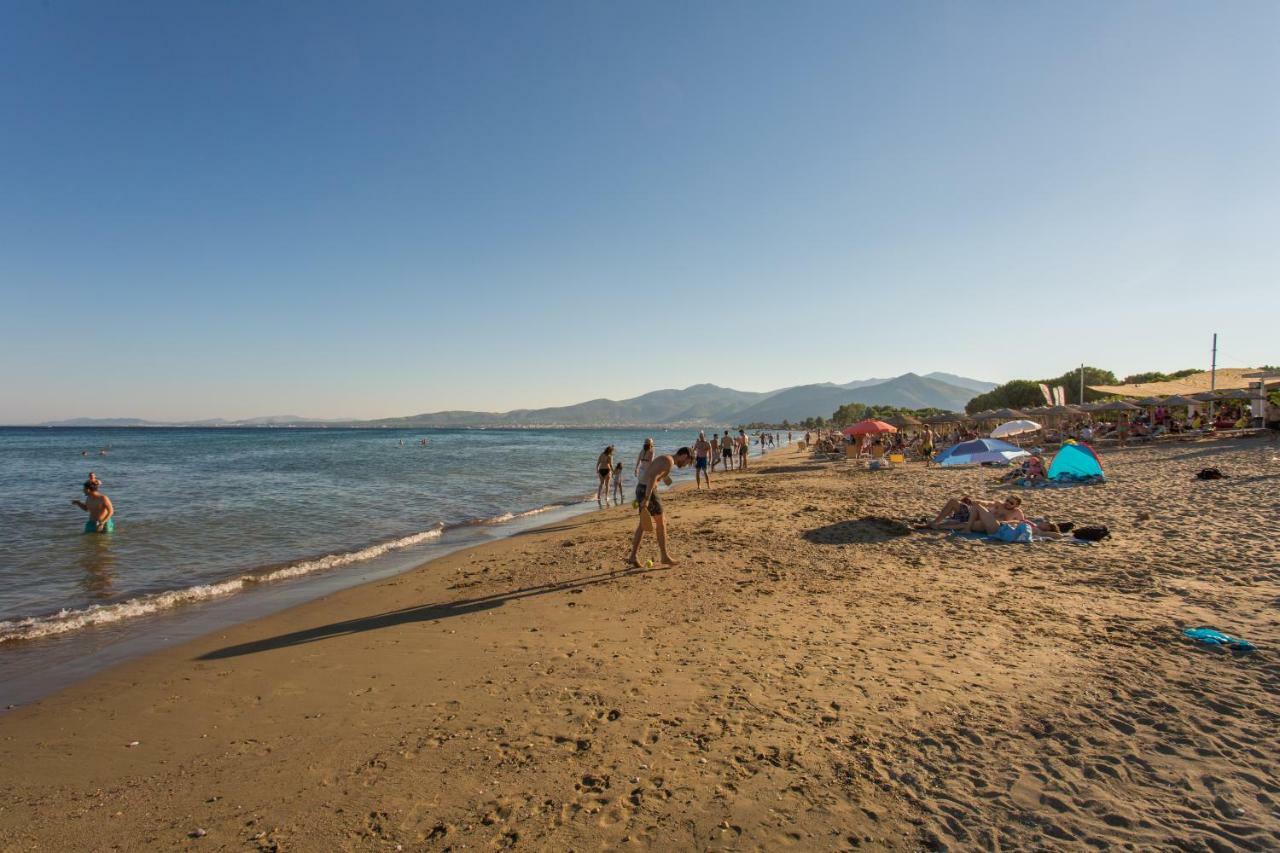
xmin=627 ymin=447 xmax=693 ymax=568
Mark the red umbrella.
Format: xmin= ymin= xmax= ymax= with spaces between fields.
xmin=842 ymin=419 xmax=898 ymax=437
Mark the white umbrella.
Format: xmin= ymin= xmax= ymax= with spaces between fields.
xmin=991 ymin=419 xmax=1042 ymax=439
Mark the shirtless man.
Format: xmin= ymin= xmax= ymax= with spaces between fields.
xmin=737 ymin=429 xmax=749 ymax=470
xmin=627 ymin=446 xmax=693 ymax=568
xmin=709 ymin=433 xmax=721 ymax=472
xmin=721 ymin=431 xmax=734 ymax=470
xmin=72 ymin=478 xmax=114 ymax=533
xmin=969 ymin=496 xmax=1025 ymax=533
xmin=693 ymin=431 xmax=712 ymax=488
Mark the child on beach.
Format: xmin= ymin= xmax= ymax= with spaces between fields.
xmin=612 ymin=462 xmax=624 ymax=505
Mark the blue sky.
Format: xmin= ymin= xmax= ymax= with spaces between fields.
xmin=3 ymin=1 xmax=1277 ymax=422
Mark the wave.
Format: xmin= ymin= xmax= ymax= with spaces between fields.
xmin=0 ymin=524 xmax=446 ymax=645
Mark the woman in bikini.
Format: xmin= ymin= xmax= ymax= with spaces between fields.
xmin=635 ymin=438 xmax=655 ymax=480
xmin=596 ymin=446 xmax=615 ymax=506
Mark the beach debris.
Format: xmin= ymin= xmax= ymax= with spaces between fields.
xmin=189 ymin=827 xmax=207 ymax=838
xmin=1182 ymin=627 xmax=1255 ymax=652
xmin=126 ymin=741 xmax=140 ymax=748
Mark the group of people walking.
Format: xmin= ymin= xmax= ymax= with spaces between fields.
xmin=594 ymin=428 xmax=793 ymax=568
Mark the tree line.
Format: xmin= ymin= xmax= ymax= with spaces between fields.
xmin=963 ymin=367 xmax=1202 ymax=414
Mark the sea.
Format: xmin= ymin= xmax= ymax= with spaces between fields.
xmin=0 ymin=426 xmax=753 ymax=706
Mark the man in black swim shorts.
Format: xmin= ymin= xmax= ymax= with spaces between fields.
xmin=627 ymin=446 xmax=692 ymax=568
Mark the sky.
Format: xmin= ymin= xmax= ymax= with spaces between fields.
xmin=2 ymin=1 xmax=1277 ymax=423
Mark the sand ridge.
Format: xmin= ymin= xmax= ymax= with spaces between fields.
xmin=0 ymin=438 xmax=1278 ymax=850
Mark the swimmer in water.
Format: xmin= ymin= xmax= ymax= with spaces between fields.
xmin=72 ymin=478 xmax=114 ymax=534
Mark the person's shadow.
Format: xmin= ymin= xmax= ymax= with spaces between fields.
xmin=196 ymin=565 xmax=661 ymax=660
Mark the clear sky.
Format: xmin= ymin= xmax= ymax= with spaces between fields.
xmin=3 ymin=1 xmax=1277 ymax=423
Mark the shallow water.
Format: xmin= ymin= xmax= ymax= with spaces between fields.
xmin=0 ymin=426 xmax=716 ymax=644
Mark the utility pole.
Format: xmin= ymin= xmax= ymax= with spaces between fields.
xmin=1209 ymin=333 xmax=1218 ymax=421
xmin=1079 ymin=363 xmax=1085 ymax=405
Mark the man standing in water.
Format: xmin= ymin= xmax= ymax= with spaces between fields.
xmin=72 ymin=478 xmax=114 ymax=533
xmin=693 ymin=431 xmax=712 ymax=489
xmin=627 ymin=446 xmax=693 ymax=568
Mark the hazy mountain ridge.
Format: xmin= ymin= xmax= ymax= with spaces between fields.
xmin=34 ymin=373 xmax=992 ymax=428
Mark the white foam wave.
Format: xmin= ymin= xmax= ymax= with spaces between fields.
xmin=0 ymin=524 xmax=445 ymax=645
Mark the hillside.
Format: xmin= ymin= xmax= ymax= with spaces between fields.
xmin=728 ymin=373 xmax=979 ymax=424
xmin=35 ymin=373 xmax=991 ymax=428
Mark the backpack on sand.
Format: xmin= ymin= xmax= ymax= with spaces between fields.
xmin=1072 ymin=525 xmax=1111 ymax=542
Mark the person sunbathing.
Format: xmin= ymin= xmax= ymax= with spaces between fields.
xmin=930 ymin=496 xmax=976 ymax=530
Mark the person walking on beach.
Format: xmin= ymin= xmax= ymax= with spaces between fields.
xmin=635 ymin=437 xmax=655 ymax=480
xmin=72 ymin=478 xmax=114 ymax=533
xmin=596 ymin=446 xmax=615 ymax=506
xmin=693 ymin=431 xmax=712 ymax=489
xmin=737 ymin=429 xmax=749 ymax=470
xmin=721 ymin=430 xmax=734 ymax=471
xmin=627 ymin=446 xmax=693 ymax=568
xmin=709 ymin=433 xmax=721 ymax=472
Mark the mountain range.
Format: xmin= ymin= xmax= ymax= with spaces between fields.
xmin=33 ymin=372 xmax=994 ymax=428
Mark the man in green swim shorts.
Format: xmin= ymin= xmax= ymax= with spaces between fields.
xmin=72 ymin=478 xmax=114 ymax=533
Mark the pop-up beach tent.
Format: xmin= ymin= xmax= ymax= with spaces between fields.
xmin=1048 ymin=442 xmax=1104 ymax=482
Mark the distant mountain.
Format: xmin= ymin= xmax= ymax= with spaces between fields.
xmin=726 ymin=373 xmax=983 ymax=424
xmin=367 ymin=384 xmax=776 ymax=428
xmin=923 ymin=372 xmax=997 ymax=394
xmin=37 ymin=417 xmax=161 ymax=427
xmin=31 ymin=373 xmax=994 ymax=428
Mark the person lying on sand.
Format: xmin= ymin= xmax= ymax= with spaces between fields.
xmin=626 ymin=446 xmax=693 ymax=568
xmin=930 ymin=495 xmax=977 ymax=530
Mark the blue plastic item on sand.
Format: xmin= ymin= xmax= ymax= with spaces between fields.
xmin=1182 ymin=627 xmax=1256 ymax=652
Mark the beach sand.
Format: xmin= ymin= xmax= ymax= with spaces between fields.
xmin=2 ymin=438 xmax=1278 ymax=850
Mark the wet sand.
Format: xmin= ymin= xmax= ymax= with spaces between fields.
xmin=1 ymin=437 xmax=1278 ymax=850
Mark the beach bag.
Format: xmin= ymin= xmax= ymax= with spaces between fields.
xmin=1195 ymin=468 xmax=1226 ymax=480
xmin=1072 ymin=525 xmax=1111 ymax=542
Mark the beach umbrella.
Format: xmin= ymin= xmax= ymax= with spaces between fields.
xmin=988 ymin=407 xmax=1028 ymax=420
xmin=1216 ymin=388 xmax=1257 ymax=400
xmin=1044 ymin=404 xmax=1081 ymax=415
xmin=1161 ymin=395 xmax=1199 ymax=407
xmin=991 ymin=419 xmax=1042 ymax=439
xmin=1076 ymin=402 xmax=1104 ymax=413
xmin=1135 ymin=396 xmax=1165 ymax=406
xmin=888 ymin=413 xmax=923 ymax=428
xmin=842 ymin=419 xmax=897 ymax=437
xmin=934 ymin=438 xmax=1030 ymax=467
xmin=1190 ymin=391 xmax=1220 ymax=403
xmin=924 ymin=413 xmax=961 ymax=426
xmin=1092 ymin=400 xmax=1140 ymax=412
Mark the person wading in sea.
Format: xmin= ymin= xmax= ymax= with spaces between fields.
xmin=627 ymin=447 xmax=692 ymax=568
xmin=72 ymin=478 xmax=115 ymax=533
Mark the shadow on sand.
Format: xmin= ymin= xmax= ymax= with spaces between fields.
xmin=196 ymin=566 xmax=661 ymax=661
xmin=802 ymin=516 xmax=913 ymax=545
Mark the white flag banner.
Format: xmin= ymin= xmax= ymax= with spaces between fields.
xmin=1039 ymin=383 xmax=1053 ymax=406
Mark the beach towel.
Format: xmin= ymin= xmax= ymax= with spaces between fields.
xmin=946 ymin=529 xmax=1091 ymax=546
xmin=1182 ymin=627 xmax=1255 ymax=652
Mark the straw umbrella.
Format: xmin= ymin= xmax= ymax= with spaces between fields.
xmin=989 ymin=408 xmax=1028 ymax=420
xmin=888 ymin=413 xmax=923 ymax=429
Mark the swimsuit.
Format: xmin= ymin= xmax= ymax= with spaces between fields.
xmin=85 ymin=518 xmax=115 ymax=534
xmin=634 ymin=484 xmax=662 ymax=516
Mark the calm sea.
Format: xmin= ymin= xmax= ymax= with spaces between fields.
xmin=0 ymin=426 xmax=757 ymax=703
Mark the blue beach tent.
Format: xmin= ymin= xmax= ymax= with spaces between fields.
xmin=934 ymin=438 xmax=1030 ymax=467
xmin=1048 ymin=442 xmax=1104 ymax=482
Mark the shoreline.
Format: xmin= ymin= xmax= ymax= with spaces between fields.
xmin=0 ymin=445 xmax=738 ymax=709
xmin=2 ymin=439 xmax=1276 ymax=850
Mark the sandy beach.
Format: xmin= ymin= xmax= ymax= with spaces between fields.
xmin=2 ymin=437 xmax=1278 ymax=851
